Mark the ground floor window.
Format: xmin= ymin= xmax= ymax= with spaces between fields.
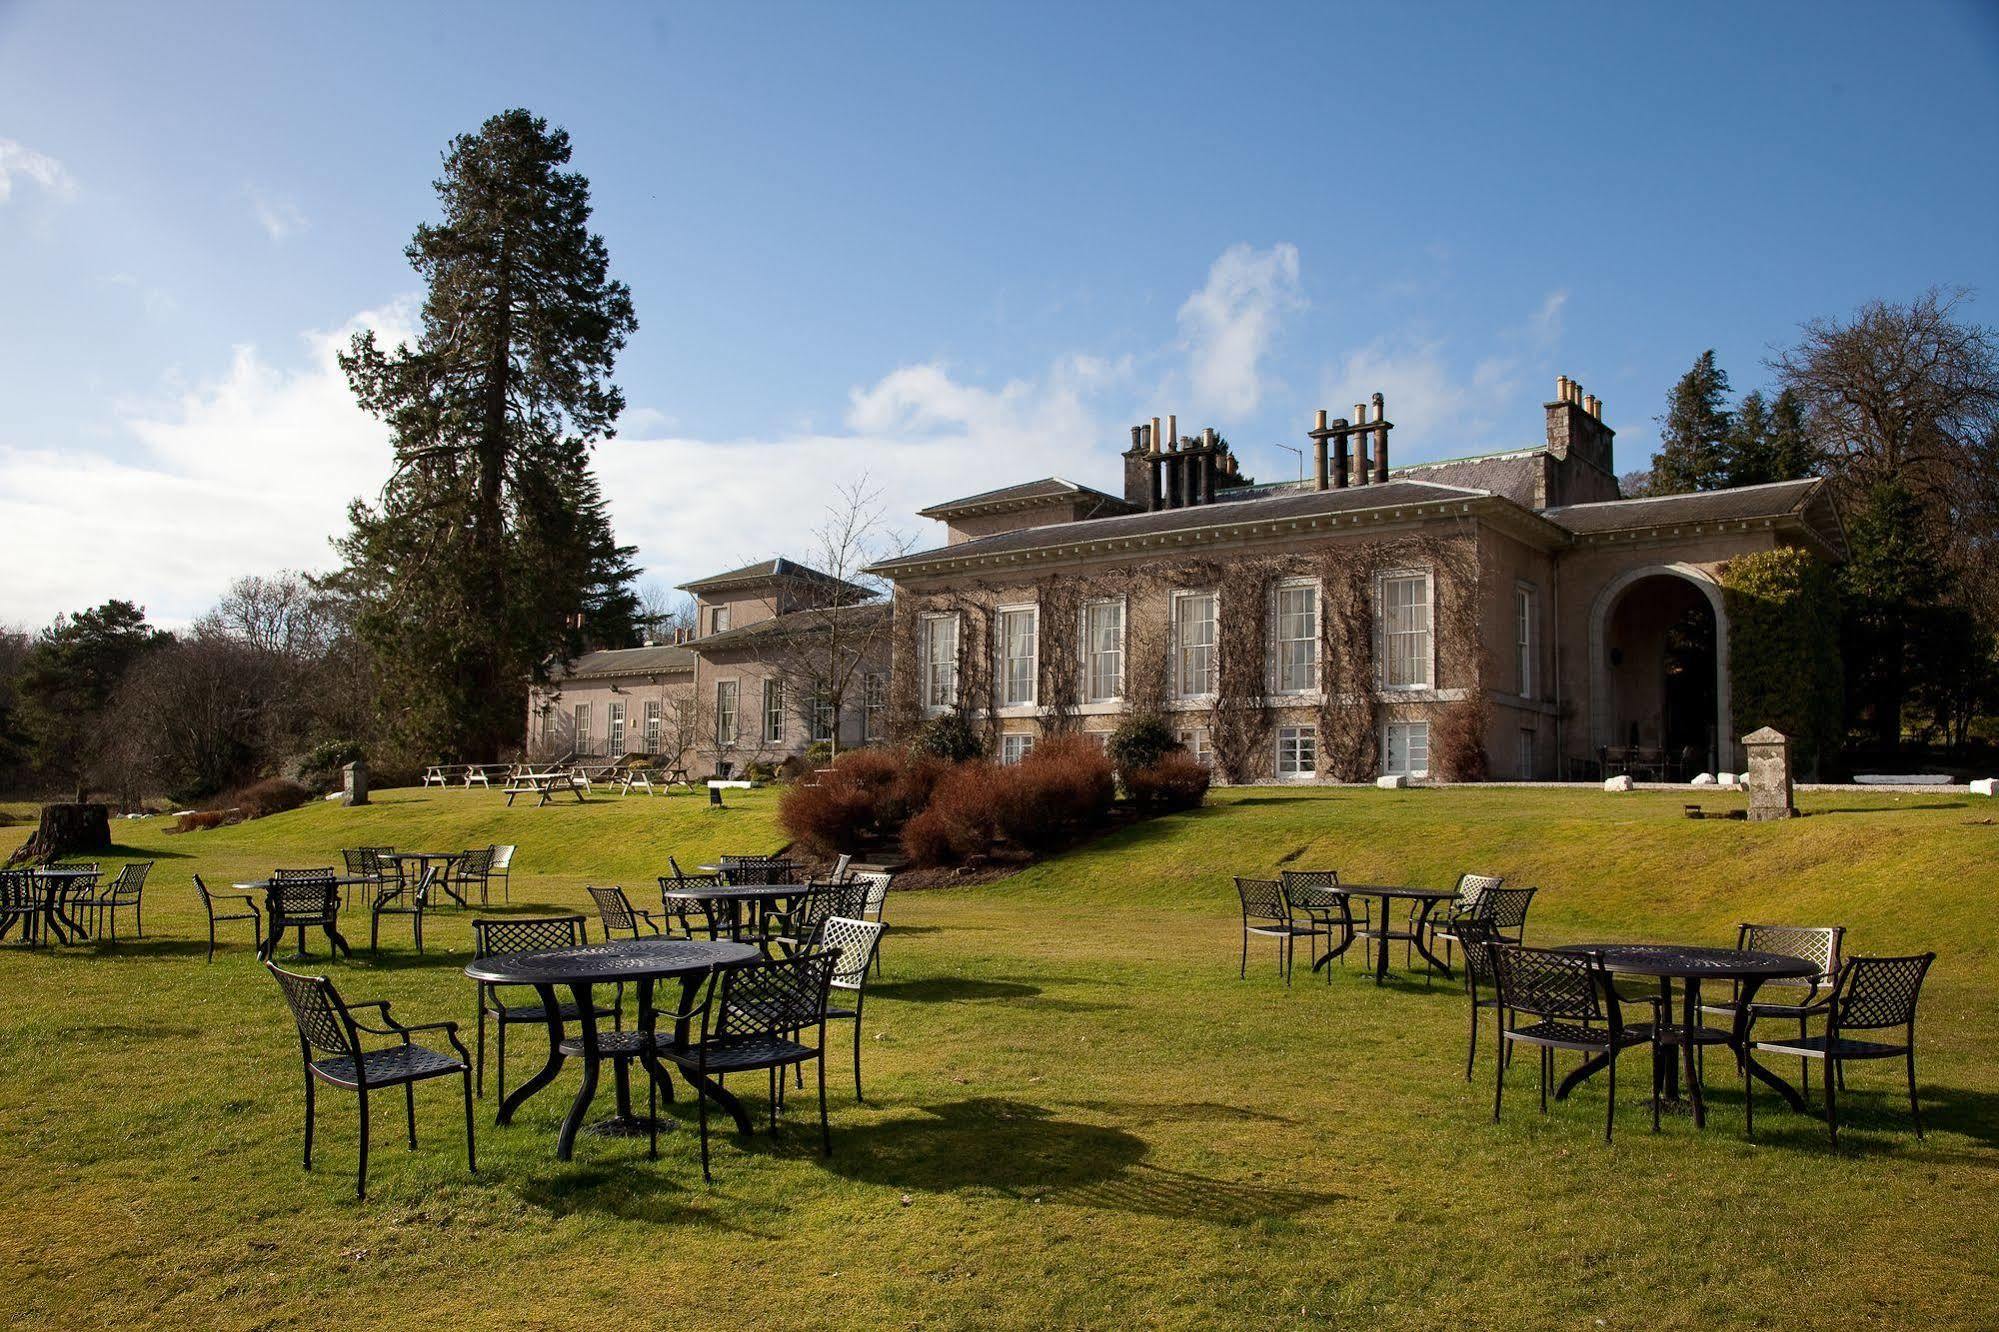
xmin=862 ymin=672 xmax=888 ymax=741
xmin=608 ymin=701 xmax=625 ymax=753
xmin=1383 ymin=720 xmax=1429 ymax=777
xmin=573 ymin=702 xmax=591 ymax=755
xmin=644 ymin=700 xmax=662 ymax=753
xmin=1276 ymin=725 xmax=1317 ymax=779
xmin=1517 ymin=728 xmax=1536 ymax=779
xmin=1177 ymin=726 xmax=1213 ymax=767
xmin=763 ymin=679 xmax=785 ymax=746
xmin=716 ymin=681 xmax=739 ymax=745
xmin=811 ymin=694 xmax=836 ymax=744
xmin=999 ymin=733 xmax=1036 ymax=765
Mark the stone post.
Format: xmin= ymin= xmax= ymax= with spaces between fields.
xmin=1741 ymin=727 xmax=1793 ymax=821
xmin=342 ymin=760 xmax=370 ymax=807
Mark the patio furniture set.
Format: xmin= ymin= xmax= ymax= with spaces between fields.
xmin=264 ymin=850 xmax=892 ymax=1196
xmin=1235 ymin=868 xmax=1935 ymax=1145
xmin=1 ymin=861 xmax=153 ymax=947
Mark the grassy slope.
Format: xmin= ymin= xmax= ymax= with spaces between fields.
xmin=0 ymin=785 xmax=1993 ymax=1330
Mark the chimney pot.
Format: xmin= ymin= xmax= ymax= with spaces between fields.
xmin=1313 ymin=409 xmax=1330 ymax=490
xmin=1150 ymin=417 xmax=1162 ymax=455
xmin=1167 ymin=414 xmax=1178 ymax=453
xmin=1332 ymin=417 xmax=1351 ymax=488
xmin=1374 ymin=392 xmax=1389 ymax=481
xmin=1129 ymin=424 xmax=1142 ymax=451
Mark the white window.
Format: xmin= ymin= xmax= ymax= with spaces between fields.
xmin=715 ymin=681 xmax=739 ymax=745
xmin=1384 ymin=720 xmax=1430 ymax=777
xmin=607 ymin=700 xmax=626 ymax=753
xmin=920 ymin=615 xmax=959 ymax=709
xmin=762 ymin=679 xmax=785 ymax=745
xmin=708 ymin=604 xmax=731 ymax=635
xmin=1177 ymin=726 xmax=1214 ymax=767
xmin=573 ymin=702 xmax=591 ymax=754
xmin=1515 ymin=585 xmax=1537 ymax=698
xmin=1517 ymin=728 xmax=1536 ymax=779
xmin=999 ymin=733 xmax=1036 ymax=765
xmin=862 ymin=672 xmax=888 ymax=741
xmin=997 ymin=607 xmax=1038 ymax=707
xmin=1271 ymin=583 xmax=1319 ymax=694
xmin=1083 ymin=600 xmax=1125 ymax=702
xmin=1173 ymin=592 xmax=1217 ymax=697
xmin=1381 ymin=573 xmax=1433 ymax=689
xmin=644 ymin=700 xmax=662 ymax=753
xmin=811 ymin=693 xmax=836 ymax=744
xmin=1276 ymin=725 xmax=1317 ymax=779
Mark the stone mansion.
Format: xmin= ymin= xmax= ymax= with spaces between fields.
xmin=531 ymin=378 xmax=1844 ymax=782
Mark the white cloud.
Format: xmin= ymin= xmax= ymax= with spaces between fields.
xmin=0 ymin=302 xmax=412 ymax=626
xmin=1177 ymin=242 xmax=1303 ymax=416
xmin=248 ymin=187 xmax=307 ymax=241
xmin=0 ymin=138 xmax=77 ymax=203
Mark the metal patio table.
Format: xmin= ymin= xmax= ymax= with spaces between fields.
xmin=23 ymin=867 xmax=98 ymax=944
xmin=661 ymin=881 xmax=801 ymax=943
xmin=463 ymin=937 xmax=760 ymax=1160
xmin=384 ymin=852 xmax=469 ymax=907
xmin=1553 ymin=942 xmax=1818 ymax=1129
xmin=1291 ymin=884 xmax=1459 ymax=984
xmin=234 ymin=876 xmax=365 ymax=959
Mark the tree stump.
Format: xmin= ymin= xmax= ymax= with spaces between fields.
xmin=7 ymin=803 xmax=112 ymax=866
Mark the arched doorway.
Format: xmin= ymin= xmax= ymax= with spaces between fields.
xmin=1589 ymin=565 xmax=1733 ymax=775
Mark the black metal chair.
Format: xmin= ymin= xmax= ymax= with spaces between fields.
xmin=853 ymin=869 xmax=893 ymax=976
xmin=1697 ymin=923 xmax=1844 ymax=1100
xmin=193 ymin=874 xmax=262 ymax=962
xmin=469 ymin=915 xmax=620 ymax=1102
xmin=1419 ymin=872 xmax=1502 ymax=969
xmin=266 ymin=962 xmax=474 ymax=1199
xmin=1232 ymin=876 xmax=1340 ymax=985
xmin=764 ymin=882 xmax=844 ymax=952
xmin=819 ymin=915 xmax=886 ymax=1101
xmin=452 ymin=847 xmax=494 ymax=905
xmin=588 ymin=883 xmax=663 ymax=939
xmin=659 ymin=948 xmax=837 ymax=1182
xmin=264 ymin=869 xmax=348 ymax=961
xmin=371 ymin=867 xmax=438 ymax=953
xmin=1 ymin=869 xmax=41 ymax=945
xmin=1492 ymin=945 xmax=1659 ymax=1141
xmin=658 ymin=859 xmax=723 ymax=939
xmin=1279 ymin=870 xmax=1364 ymax=971
xmin=1454 ymin=919 xmax=1508 ymax=1081
xmin=718 ymin=854 xmax=799 ymax=886
xmin=488 ymin=844 xmax=516 ymax=902
xmin=53 ymin=864 xmax=100 ymax=940
xmin=1482 ymin=886 xmax=1536 ymax=946
xmin=1747 ymin=952 xmax=1935 ymax=1144
xmin=88 ymin=861 xmax=151 ymax=941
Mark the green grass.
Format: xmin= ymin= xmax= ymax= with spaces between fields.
xmin=1 ymin=785 xmax=1995 ymax=1329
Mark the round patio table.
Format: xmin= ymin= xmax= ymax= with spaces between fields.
xmin=1293 ymin=884 xmax=1459 ymax=984
xmin=464 ymin=937 xmax=760 ymax=1160
xmin=1554 ymin=943 xmax=1817 ymax=1129
xmin=385 ymin=852 xmax=469 ymax=907
xmin=661 ymin=881 xmax=800 ymax=942
xmin=23 ymin=867 xmax=99 ymax=944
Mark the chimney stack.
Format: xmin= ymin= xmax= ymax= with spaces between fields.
xmin=1545 ymin=374 xmax=1615 ymax=472
xmin=1313 ymin=409 xmax=1329 ymax=490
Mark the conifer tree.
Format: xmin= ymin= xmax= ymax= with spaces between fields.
xmin=1648 ymin=350 xmax=1733 ymax=494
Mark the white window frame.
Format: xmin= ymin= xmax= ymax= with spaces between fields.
xmin=1177 ymin=725 xmax=1214 ymax=768
xmin=1383 ymin=719 xmax=1430 ymax=778
xmin=607 ymin=700 xmax=626 ymax=753
xmin=709 ymin=604 xmax=731 ymax=635
xmin=715 ymin=680 xmax=739 ymax=746
xmin=996 ymin=604 xmax=1039 ymax=708
xmin=920 ymin=613 xmax=960 ymax=711
xmin=1275 ymin=724 xmax=1318 ymax=780
xmin=1081 ymin=598 xmax=1126 ymax=704
xmin=1378 ymin=570 xmax=1434 ymax=691
xmin=644 ymin=699 xmax=662 ymax=753
xmin=810 ymin=692 xmax=836 ymax=744
xmin=1269 ymin=580 xmax=1320 ymax=695
xmin=1514 ymin=582 xmax=1537 ymax=699
xmin=999 ymin=733 xmax=1036 ymax=765
xmin=1172 ymin=591 xmax=1218 ymax=699
xmin=862 ymin=672 xmax=888 ymax=741
xmin=573 ymin=702 xmax=592 ymax=754
xmin=762 ymin=678 xmax=785 ymax=746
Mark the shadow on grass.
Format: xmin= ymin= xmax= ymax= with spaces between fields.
xmin=821 ymin=1098 xmax=1341 ymax=1223
xmin=1809 ymin=802 xmax=1967 ymax=815
xmin=513 ymin=1162 xmax=771 ymax=1232
xmin=869 ymin=976 xmax=1123 ymax=1013
xmin=41 ymin=939 xmax=213 ymax=962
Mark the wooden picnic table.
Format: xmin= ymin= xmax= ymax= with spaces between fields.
xmin=505 ymin=770 xmax=588 ymax=807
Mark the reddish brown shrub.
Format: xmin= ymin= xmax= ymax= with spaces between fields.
xmin=1020 ymin=736 xmax=1115 ymax=824
xmin=832 ymin=746 xmax=903 ymax=794
xmin=171 ymin=809 xmax=233 ymax=834
xmin=902 ymin=761 xmax=1001 ymax=865
xmin=884 ymin=752 xmax=950 ymax=826
xmin=899 ymin=806 xmax=954 ymax=866
xmin=778 ymin=774 xmax=876 ymax=857
xmin=1125 ymin=751 xmax=1212 ymax=812
xmin=223 ymin=778 xmax=313 ymax=821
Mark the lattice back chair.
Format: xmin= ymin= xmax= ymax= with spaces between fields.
xmin=1452 ymin=919 xmax=1507 ymax=1081
xmin=488 ymin=845 xmax=516 ymax=902
xmin=767 ymin=883 xmax=843 ymax=951
xmin=1233 ymin=876 xmax=1338 ymax=985
xmin=1 ymin=869 xmax=40 ymax=946
xmin=817 ymin=916 xmax=886 ymax=1101
xmin=1699 ymin=923 xmax=1845 ymax=1100
xmin=852 ymin=870 xmax=893 ymax=975
xmin=658 ymin=858 xmax=723 ymax=939
xmin=192 ymin=873 xmax=261 ymax=962
xmin=1420 ymin=872 xmax=1504 ymax=969
xmin=54 ymin=864 xmax=101 ymax=935
xmin=1483 ymin=887 xmax=1537 ymax=945
xmin=829 ymin=853 xmax=854 ymax=882
xmin=1280 ymin=870 xmax=1363 ymax=973
xmin=587 ymin=883 xmax=661 ymax=940
xmin=265 ymin=869 xmax=345 ymax=961
xmin=468 ymin=915 xmax=621 ymax=1102
xmin=453 ymin=847 xmax=495 ymax=905
xmin=1491 ymin=945 xmax=1658 ymax=1141
xmin=266 ymin=962 xmax=474 ymax=1199
xmin=92 ymin=861 xmax=152 ymax=941
xmin=719 ymin=854 xmax=798 ymax=886
xmin=1748 ymin=952 xmax=1935 ymax=1143
xmin=370 ymin=866 xmax=438 ymax=954
xmin=660 ymin=948 xmax=838 ymax=1180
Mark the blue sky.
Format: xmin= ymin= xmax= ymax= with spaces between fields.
xmin=3 ymin=1 xmax=1997 ymax=625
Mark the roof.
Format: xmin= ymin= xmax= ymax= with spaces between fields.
xmin=677 ymin=556 xmax=874 ymax=598
xmin=918 ymin=477 xmax=1136 ymax=521
xmin=548 ymin=642 xmax=696 ymax=681
xmin=870 ymin=479 xmax=1515 ymax=576
xmin=1544 ymin=477 xmax=1844 ymax=559
xmin=689 ymin=600 xmax=892 ymax=652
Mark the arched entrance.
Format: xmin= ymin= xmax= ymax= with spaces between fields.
xmin=1589 ymin=564 xmax=1733 ymax=775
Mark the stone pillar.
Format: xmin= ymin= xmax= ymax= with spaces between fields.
xmin=342 ymin=760 xmax=370 ymax=807
xmin=1741 ymin=727 xmax=1793 ymax=821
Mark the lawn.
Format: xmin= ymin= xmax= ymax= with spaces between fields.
xmin=1 ymin=785 xmax=1994 ymax=1330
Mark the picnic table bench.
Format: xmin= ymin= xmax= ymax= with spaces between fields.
xmin=504 ymin=770 xmax=590 ymax=806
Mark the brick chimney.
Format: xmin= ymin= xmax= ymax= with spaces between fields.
xmin=1545 ymin=375 xmax=1615 ymax=473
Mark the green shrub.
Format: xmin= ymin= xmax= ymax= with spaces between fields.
xmin=297 ymin=739 xmax=365 ymax=791
xmin=915 ymin=713 xmax=986 ymax=763
xmin=1107 ymin=715 xmax=1180 ymax=792
xmin=1722 ymin=548 xmax=1843 ymax=776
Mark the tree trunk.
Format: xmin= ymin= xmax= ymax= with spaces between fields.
xmin=7 ymin=803 xmax=112 ymax=867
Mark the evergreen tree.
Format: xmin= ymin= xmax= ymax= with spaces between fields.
xmin=1648 ymin=350 xmax=1732 ymax=494
xmin=18 ymin=600 xmax=168 ymax=799
xmin=1720 ymin=387 xmax=1821 ymax=487
xmin=1764 ymin=387 xmax=1821 ymax=483
xmin=338 ymin=109 xmax=641 ymax=760
xmin=1837 ymin=479 xmax=1948 ymax=751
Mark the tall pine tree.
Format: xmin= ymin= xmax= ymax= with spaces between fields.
xmin=338 ymin=109 xmax=641 ymax=761
xmin=1648 ymin=349 xmax=1733 ymax=494
xmin=1720 ymin=387 xmax=1821 ymax=487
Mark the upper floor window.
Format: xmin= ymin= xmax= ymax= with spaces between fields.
xmin=920 ymin=614 xmax=959 ymax=709
xmin=715 ymin=680 xmax=739 ymax=745
xmin=997 ymin=606 xmax=1038 ymax=707
xmin=1083 ymin=599 xmax=1125 ymax=702
xmin=763 ymin=678 xmax=785 ymax=746
xmin=1173 ymin=592 xmax=1217 ymax=697
xmin=708 ymin=604 xmax=731 ymax=635
xmin=1271 ymin=583 xmax=1319 ymax=694
xmin=1381 ymin=572 xmax=1433 ymax=689
xmin=1514 ymin=584 xmax=1537 ymax=698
